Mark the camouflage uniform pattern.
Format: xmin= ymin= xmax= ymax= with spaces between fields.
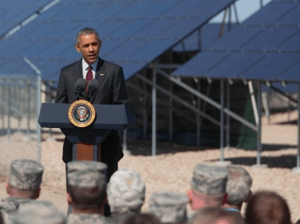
xmin=190 ymin=164 xmax=228 ymax=195
xmin=68 ymin=170 xmax=106 ymax=188
xmin=9 ymin=159 xmax=44 ymax=190
xmin=107 ymin=168 xmax=145 ymax=214
xmin=11 ymin=200 xmax=66 ymax=224
xmin=149 ymin=191 xmax=188 ymax=223
xmin=67 ymin=213 xmax=109 ymax=224
xmin=67 ymin=161 xmax=107 ymax=177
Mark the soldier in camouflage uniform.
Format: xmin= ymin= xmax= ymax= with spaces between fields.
xmin=0 ymin=159 xmax=44 ymax=224
xmin=66 ymin=161 xmax=110 ymax=224
xmin=11 ymin=200 xmax=66 ymax=224
xmin=106 ymin=168 xmax=146 ymax=224
xmin=187 ymin=164 xmax=228 ymax=215
xmin=148 ymin=191 xmax=188 ymax=224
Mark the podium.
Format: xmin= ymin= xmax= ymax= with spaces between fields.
xmin=38 ymin=103 xmax=135 ymax=161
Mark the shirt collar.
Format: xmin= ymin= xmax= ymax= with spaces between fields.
xmin=82 ymin=58 xmax=98 ymax=71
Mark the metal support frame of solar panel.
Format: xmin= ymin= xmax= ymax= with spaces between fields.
xmin=0 ymin=0 xmax=57 ymax=39
xmin=172 ymin=1 xmax=300 ymax=84
xmin=0 ymin=0 xmax=237 ymax=82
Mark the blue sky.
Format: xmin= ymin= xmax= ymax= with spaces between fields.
xmin=210 ymin=0 xmax=273 ymax=23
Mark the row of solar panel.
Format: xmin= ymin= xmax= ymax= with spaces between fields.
xmin=0 ymin=0 xmax=237 ymax=81
xmin=172 ymin=1 xmax=300 ymax=84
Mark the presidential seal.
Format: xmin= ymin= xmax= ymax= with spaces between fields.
xmin=68 ymin=100 xmax=96 ymax=128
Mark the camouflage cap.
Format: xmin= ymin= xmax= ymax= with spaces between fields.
xmin=107 ymin=168 xmax=146 ymax=213
xmin=11 ymin=200 xmax=66 ymax=224
xmin=67 ymin=170 xmax=106 ymax=188
xmin=8 ymin=159 xmax=44 ymax=190
xmin=67 ymin=161 xmax=107 ymax=177
xmin=148 ymin=191 xmax=189 ymax=223
xmin=190 ymin=164 xmax=228 ymax=195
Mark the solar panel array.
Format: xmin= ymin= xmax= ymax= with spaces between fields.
xmin=173 ymin=0 xmax=300 ymax=84
xmin=0 ymin=0 xmax=52 ymax=37
xmin=0 ymin=0 xmax=236 ymax=81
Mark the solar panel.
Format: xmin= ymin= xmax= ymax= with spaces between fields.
xmin=208 ymin=27 xmax=263 ymax=50
xmin=205 ymin=53 xmax=266 ymax=79
xmin=243 ymin=2 xmax=295 ymax=25
xmin=0 ymin=0 xmax=52 ymax=36
xmin=173 ymin=52 xmax=229 ymax=77
xmin=242 ymin=27 xmax=299 ymax=50
xmin=240 ymin=53 xmax=300 ymax=81
xmin=0 ymin=0 xmax=237 ymax=81
xmin=278 ymin=61 xmax=300 ymax=82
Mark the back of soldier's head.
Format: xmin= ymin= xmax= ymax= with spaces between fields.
xmin=191 ymin=207 xmax=245 ymax=224
xmin=11 ymin=200 xmax=65 ymax=224
xmin=107 ymin=168 xmax=146 ymax=213
xmin=245 ymin=191 xmax=291 ymax=224
xmin=67 ymin=170 xmax=107 ymax=208
xmin=7 ymin=159 xmax=44 ymax=199
xmin=226 ymin=165 xmax=252 ymax=205
xmin=188 ymin=164 xmax=228 ymax=210
xmin=190 ymin=164 xmax=228 ymax=195
xmin=148 ymin=191 xmax=188 ymax=224
xmin=123 ymin=214 xmax=162 ymax=224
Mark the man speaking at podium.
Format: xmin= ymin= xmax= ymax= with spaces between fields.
xmin=55 ymin=27 xmax=128 ymax=181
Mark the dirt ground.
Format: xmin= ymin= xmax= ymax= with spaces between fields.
xmin=1 ymin=110 xmax=300 ymax=221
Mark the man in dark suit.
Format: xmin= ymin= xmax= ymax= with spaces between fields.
xmin=55 ymin=27 xmax=128 ymax=181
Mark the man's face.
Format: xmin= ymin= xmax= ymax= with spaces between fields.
xmin=75 ymin=33 xmax=101 ymax=65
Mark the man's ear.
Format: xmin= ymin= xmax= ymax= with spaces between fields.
xmin=67 ymin=193 xmax=73 ymax=205
xmin=244 ymin=190 xmax=252 ymax=203
xmin=98 ymin=39 xmax=102 ymax=49
xmin=75 ymin=43 xmax=81 ymax=53
xmin=6 ymin=183 xmax=9 ymax=195
xmin=35 ymin=188 xmax=41 ymax=199
xmin=222 ymin=193 xmax=228 ymax=205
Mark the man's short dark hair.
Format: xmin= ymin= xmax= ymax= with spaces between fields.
xmin=67 ymin=185 xmax=106 ymax=209
xmin=245 ymin=191 xmax=291 ymax=224
xmin=8 ymin=184 xmax=39 ymax=199
xmin=123 ymin=214 xmax=162 ymax=224
xmin=76 ymin=27 xmax=100 ymax=44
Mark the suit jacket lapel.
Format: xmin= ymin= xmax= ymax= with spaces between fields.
xmin=91 ymin=57 xmax=105 ymax=103
xmin=72 ymin=59 xmax=85 ymax=98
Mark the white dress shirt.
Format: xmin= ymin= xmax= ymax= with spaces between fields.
xmin=82 ymin=58 xmax=98 ymax=79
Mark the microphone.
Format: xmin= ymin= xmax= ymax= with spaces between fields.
xmin=75 ymin=78 xmax=87 ymax=100
xmin=86 ymin=79 xmax=99 ymax=102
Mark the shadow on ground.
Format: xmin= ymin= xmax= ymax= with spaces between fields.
xmin=207 ymin=155 xmax=297 ymax=169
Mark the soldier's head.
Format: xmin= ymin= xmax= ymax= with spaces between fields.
xmin=107 ymin=168 xmax=146 ymax=214
xmin=11 ymin=200 xmax=65 ymax=224
xmin=225 ymin=165 xmax=252 ymax=209
xmin=66 ymin=161 xmax=107 ymax=213
xmin=148 ymin=191 xmax=188 ymax=224
xmin=6 ymin=159 xmax=44 ymax=199
xmin=187 ymin=163 xmax=228 ymax=210
xmin=191 ymin=207 xmax=245 ymax=224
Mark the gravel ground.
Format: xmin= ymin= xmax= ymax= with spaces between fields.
xmin=1 ymin=111 xmax=300 ymax=221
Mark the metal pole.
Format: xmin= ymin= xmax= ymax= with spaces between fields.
xmin=7 ymin=79 xmax=11 ymax=141
xmin=152 ymin=64 xmax=157 ymax=157
xmin=233 ymin=3 xmax=239 ymax=24
xmin=297 ymin=83 xmax=300 ymax=168
xmin=197 ymin=80 xmax=201 ymax=147
xmin=226 ymin=81 xmax=230 ymax=148
xmin=143 ymin=76 xmax=148 ymax=140
xmin=260 ymin=0 xmax=263 ymax=8
xmin=249 ymin=81 xmax=259 ymax=125
xmin=37 ymin=75 xmax=41 ymax=163
xmin=220 ymin=80 xmax=224 ymax=162
xmin=228 ymin=6 xmax=232 ymax=31
xmin=123 ymin=128 xmax=127 ymax=151
xmin=256 ymin=82 xmax=262 ymax=165
xmin=169 ymin=82 xmax=173 ymax=143
xmin=24 ymin=57 xmax=42 ymax=162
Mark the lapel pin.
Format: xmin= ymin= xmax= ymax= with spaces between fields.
xmin=100 ymin=73 xmax=104 ymax=77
